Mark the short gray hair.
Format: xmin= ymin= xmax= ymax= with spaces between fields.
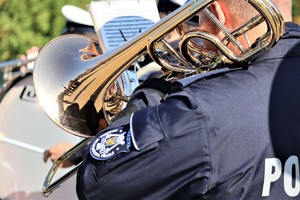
xmin=220 ymin=0 xmax=291 ymax=22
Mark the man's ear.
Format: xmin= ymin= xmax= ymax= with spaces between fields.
xmin=209 ymin=1 xmax=226 ymax=24
xmin=198 ymin=1 xmax=228 ymax=38
xmin=208 ymin=1 xmax=226 ymax=35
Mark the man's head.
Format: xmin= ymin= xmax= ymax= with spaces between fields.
xmin=200 ymin=0 xmax=291 ymax=32
xmin=197 ymin=0 xmax=292 ymax=53
xmin=219 ymin=0 xmax=291 ymax=24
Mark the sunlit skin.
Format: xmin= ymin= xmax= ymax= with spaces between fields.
xmin=198 ymin=2 xmax=245 ymax=54
xmin=43 ymin=143 xmax=74 ymax=168
xmin=197 ymin=1 xmax=265 ymax=55
xmin=196 ymin=0 xmax=293 ymax=58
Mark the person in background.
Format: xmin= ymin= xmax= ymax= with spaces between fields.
xmin=75 ymin=0 xmax=300 ymax=199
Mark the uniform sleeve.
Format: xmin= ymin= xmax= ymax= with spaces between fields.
xmin=130 ymin=86 xmax=201 ymax=150
xmin=77 ymin=84 xmax=211 ymax=200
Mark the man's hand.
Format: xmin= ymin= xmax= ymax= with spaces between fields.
xmin=43 ymin=142 xmax=75 ymax=168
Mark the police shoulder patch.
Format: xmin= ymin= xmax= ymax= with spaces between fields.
xmin=90 ymin=126 xmax=132 ymax=160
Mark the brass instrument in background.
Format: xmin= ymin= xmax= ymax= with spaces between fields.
xmin=0 ymin=59 xmax=29 ymax=69
xmin=0 ymin=59 xmax=34 ymax=83
xmin=32 ymin=0 xmax=284 ymax=196
xmin=0 ymin=58 xmax=36 ymax=71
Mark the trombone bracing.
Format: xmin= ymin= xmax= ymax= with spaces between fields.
xmin=42 ymin=138 xmax=92 ymax=196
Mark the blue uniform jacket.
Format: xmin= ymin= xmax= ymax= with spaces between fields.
xmin=76 ymin=22 xmax=300 ymax=200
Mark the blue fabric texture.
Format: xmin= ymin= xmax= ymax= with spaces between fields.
xmin=76 ymin=22 xmax=300 ymax=200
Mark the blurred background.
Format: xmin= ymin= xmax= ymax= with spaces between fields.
xmin=0 ymin=0 xmax=92 ymax=84
xmin=0 ymin=0 xmax=299 ymax=84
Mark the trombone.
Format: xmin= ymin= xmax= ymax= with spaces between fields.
xmin=33 ymin=0 xmax=284 ymax=196
xmin=42 ymin=137 xmax=92 ymax=195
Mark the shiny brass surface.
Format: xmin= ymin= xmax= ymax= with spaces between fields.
xmin=33 ymin=0 xmax=284 ymax=196
xmin=33 ymin=0 xmax=284 ymax=138
xmin=42 ymin=138 xmax=92 ymax=196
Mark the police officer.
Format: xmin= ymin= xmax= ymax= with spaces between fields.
xmin=76 ymin=0 xmax=300 ymax=199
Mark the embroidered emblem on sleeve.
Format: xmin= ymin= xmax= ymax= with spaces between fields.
xmin=90 ymin=126 xmax=132 ymax=160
